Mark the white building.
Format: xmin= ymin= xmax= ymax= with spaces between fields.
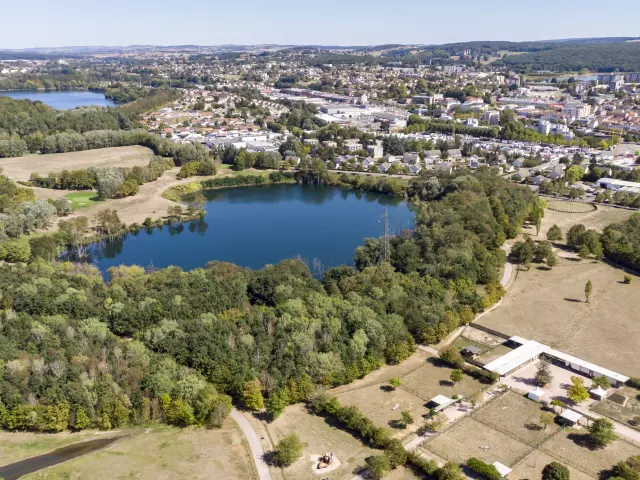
xmin=367 ymin=144 xmax=384 ymax=158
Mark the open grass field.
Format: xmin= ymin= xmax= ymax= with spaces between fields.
xmin=0 ymin=146 xmax=154 ymax=181
xmin=20 ymin=422 xmax=257 ymax=480
xmin=510 ymin=450 xmax=594 ymax=480
xmin=424 ymin=417 xmax=533 ymax=466
xmin=471 ymin=391 xmax=560 ymax=447
xmin=0 ymin=431 xmax=106 ymax=466
xmin=541 ymin=203 xmax=633 ymax=237
xmin=266 ymin=403 xmax=377 ymax=480
xmin=64 ymin=191 xmax=103 ymax=210
xmin=539 ymin=429 xmax=640 ymax=477
xmin=592 ymin=386 xmax=640 ymax=431
xmin=546 ymin=200 xmax=596 ymax=213
xmin=476 ymin=255 xmax=640 ymax=377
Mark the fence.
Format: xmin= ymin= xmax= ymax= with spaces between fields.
xmin=467 ymin=323 xmax=512 ymax=340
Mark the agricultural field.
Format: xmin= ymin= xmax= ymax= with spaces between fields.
xmin=0 ymin=146 xmax=154 ymax=180
xmin=476 ymin=255 xmax=640 ymax=377
xmin=424 ymin=417 xmax=532 ymax=466
xmin=19 ymin=422 xmax=257 ymax=480
xmin=539 ymin=429 xmax=640 ymax=477
xmin=266 ymin=403 xmax=377 ymax=480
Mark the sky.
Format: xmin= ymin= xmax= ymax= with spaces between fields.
xmin=2 ymin=0 xmax=639 ymax=49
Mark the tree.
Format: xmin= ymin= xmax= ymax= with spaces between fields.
xmin=400 ymin=410 xmax=414 ymax=426
xmin=366 ymin=454 xmax=391 ymax=480
xmin=389 ymin=377 xmax=401 ymax=390
xmin=535 ymin=358 xmax=553 ymax=387
xmin=540 ymin=412 xmax=556 ymax=431
xmin=266 ymin=390 xmax=289 ymax=420
xmin=439 ymin=346 xmax=464 ymax=368
xmin=589 ymin=418 xmax=617 ymax=448
xmin=547 ymin=224 xmax=563 ymax=242
xmin=585 ymin=280 xmax=593 ymax=303
xmin=567 ymin=224 xmax=586 ymax=248
xmin=74 ymin=409 xmax=91 ymax=430
xmin=542 ymin=461 xmax=570 ymax=480
xmin=95 ymin=209 xmax=122 ymax=239
xmin=450 ymin=369 xmax=463 ymax=384
xmin=273 ymin=433 xmax=303 ymax=467
xmin=438 ymin=462 xmax=465 ymax=480
xmin=591 ymin=376 xmax=612 ymax=390
xmin=614 ymin=455 xmax=640 ymax=480
xmin=242 ymin=380 xmax=264 ymax=411
xmin=567 ymin=376 xmax=590 ymax=403
xmin=565 ymin=166 xmax=585 ymax=185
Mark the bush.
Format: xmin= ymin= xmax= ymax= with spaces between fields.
xmin=542 ymin=461 xmax=570 ymax=480
xmin=467 ymin=457 xmax=502 ymax=480
xmin=624 ymin=275 xmax=632 ymax=284
xmin=273 ymin=433 xmax=303 ymax=467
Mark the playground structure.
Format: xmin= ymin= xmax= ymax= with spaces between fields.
xmin=317 ymin=453 xmax=334 ymax=469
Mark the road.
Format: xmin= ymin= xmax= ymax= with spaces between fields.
xmin=230 ymin=408 xmax=272 ymax=480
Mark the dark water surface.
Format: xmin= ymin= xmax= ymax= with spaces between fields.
xmin=0 ymin=436 xmax=122 ymax=480
xmin=70 ymin=184 xmax=415 ymax=274
xmin=0 ymin=90 xmax=116 ymax=109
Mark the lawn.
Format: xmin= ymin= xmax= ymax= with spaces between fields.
xmin=0 ymin=146 xmax=154 ymax=181
xmin=471 ymin=391 xmax=560 ymax=447
xmin=424 ymin=417 xmax=532 ymax=467
xmin=64 ymin=191 xmax=103 ymax=210
xmin=0 ymin=431 xmax=102 ymax=465
xmin=592 ymin=386 xmax=640 ymax=431
xmin=540 ymin=429 xmax=640 ymax=477
xmin=476 ymin=255 xmax=640 ymax=377
xmin=20 ymin=422 xmax=257 ymax=480
xmin=266 ymin=403 xmax=377 ymax=480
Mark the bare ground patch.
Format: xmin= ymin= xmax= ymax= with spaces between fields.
xmin=510 ymin=450 xmax=594 ymax=480
xmin=399 ymin=361 xmax=485 ymax=402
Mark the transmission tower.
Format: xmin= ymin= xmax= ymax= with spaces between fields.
xmin=381 ymin=208 xmax=390 ymax=263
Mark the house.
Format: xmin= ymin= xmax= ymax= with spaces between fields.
xmin=403 ymin=152 xmax=420 ymax=164
xmin=407 ymin=164 xmax=422 ymax=174
xmin=367 ymin=144 xmax=384 ymax=158
xmin=322 ymin=140 xmax=338 ymax=148
xmin=362 ymin=157 xmax=376 ymax=169
xmin=513 ymin=157 xmax=526 ymax=168
xmin=590 ymin=386 xmax=608 ymax=401
xmin=303 ymin=138 xmax=319 ymax=146
xmin=530 ymin=175 xmax=546 ymax=185
xmin=548 ymin=164 xmax=566 ymax=180
xmin=344 ymin=139 xmax=364 ymax=152
xmin=384 ymin=154 xmax=400 ymax=163
xmin=465 ymin=118 xmax=479 ymax=127
xmin=435 ymin=162 xmax=453 ymax=174
xmin=469 ymin=158 xmax=482 ymax=169
xmin=378 ymin=162 xmax=391 ymax=172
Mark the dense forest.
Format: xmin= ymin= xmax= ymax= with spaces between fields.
xmin=0 ymin=171 xmax=536 ymax=432
xmin=495 ymin=42 xmax=640 ymax=72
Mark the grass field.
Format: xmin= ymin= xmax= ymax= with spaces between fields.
xmin=266 ymin=403 xmax=377 ymax=480
xmin=471 ymin=392 xmax=559 ymax=447
xmin=546 ymin=200 xmax=596 ymax=213
xmin=541 ymin=203 xmax=633 ymax=236
xmin=424 ymin=417 xmax=533 ymax=466
xmin=540 ymin=429 xmax=640 ymax=477
xmin=64 ymin=191 xmax=103 ymax=210
xmin=20 ymin=422 xmax=257 ymax=480
xmin=399 ymin=359 xmax=485 ymax=402
xmin=476 ymin=255 xmax=640 ymax=377
xmin=0 ymin=146 xmax=154 ymax=181
xmin=0 ymin=431 xmax=104 ymax=466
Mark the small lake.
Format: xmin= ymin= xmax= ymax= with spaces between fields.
xmin=68 ymin=184 xmax=415 ymax=274
xmin=0 ymin=90 xmax=116 ymax=110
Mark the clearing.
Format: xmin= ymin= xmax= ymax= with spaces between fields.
xmin=266 ymin=403 xmax=377 ymax=480
xmin=476 ymin=255 xmax=640 ymax=377
xmin=64 ymin=191 xmax=103 ymax=210
xmin=0 ymin=146 xmax=154 ymax=181
xmin=19 ymin=421 xmax=256 ymax=480
xmin=540 ymin=202 xmax=633 ymax=237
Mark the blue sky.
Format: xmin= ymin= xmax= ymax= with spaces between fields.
xmin=2 ymin=0 xmax=639 ymax=49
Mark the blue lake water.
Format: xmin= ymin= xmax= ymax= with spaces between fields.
xmin=72 ymin=184 xmax=415 ymax=274
xmin=0 ymin=90 xmax=116 ymax=110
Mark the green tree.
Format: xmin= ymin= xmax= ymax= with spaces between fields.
xmin=535 ymin=358 xmax=553 ymax=387
xmin=450 ymin=369 xmax=464 ymax=384
xmin=592 ymin=376 xmax=612 ymax=390
xmin=266 ymin=390 xmax=289 ymax=420
xmin=614 ymin=455 xmax=640 ymax=480
xmin=389 ymin=377 xmax=401 ymax=390
xmin=243 ymin=380 xmax=264 ymax=411
xmin=400 ymin=410 xmax=414 ymax=426
xmin=74 ymin=409 xmax=91 ymax=430
xmin=165 ymin=398 xmax=196 ymax=427
xmin=273 ymin=433 xmax=304 ymax=467
xmin=547 ymin=224 xmax=563 ymax=242
xmin=565 ymin=166 xmax=585 ymax=185
xmin=439 ymin=346 xmax=464 ymax=368
xmin=438 ymin=462 xmax=465 ymax=480
xmin=585 ymin=280 xmax=593 ymax=303
xmin=542 ymin=461 xmax=570 ymax=480
xmin=567 ymin=376 xmax=590 ymax=403
xmin=366 ymin=454 xmax=391 ymax=480
xmin=540 ymin=412 xmax=556 ymax=431
xmin=589 ymin=418 xmax=617 ymax=448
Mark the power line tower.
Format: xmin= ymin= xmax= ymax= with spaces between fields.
xmin=381 ymin=208 xmax=390 ymax=263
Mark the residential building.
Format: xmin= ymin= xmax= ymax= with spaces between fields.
xmin=367 ymin=144 xmax=384 ymax=158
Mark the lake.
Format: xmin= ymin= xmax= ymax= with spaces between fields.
xmin=69 ymin=184 xmax=415 ymax=274
xmin=0 ymin=90 xmax=116 ymax=110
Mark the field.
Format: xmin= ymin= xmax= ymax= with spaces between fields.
xmin=540 ymin=202 xmax=633 ymax=237
xmin=510 ymin=450 xmax=594 ymax=480
xmin=266 ymin=403 xmax=377 ymax=480
xmin=0 ymin=431 xmax=106 ymax=465
xmin=471 ymin=392 xmax=559 ymax=446
xmin=399 ymin=359 xmax=486 ymax=401
xmin=0 ymin=146 xmax=154 ymax=181
xmin=64 ymin=191 xmax=102 ymax=210
xmin=540 ymin=429 xmax=640 ymax=477
xmin=424 ymin=417 xmax=532 ymax=466
xmin=19 ymin=422 xmax=257 ymax=480
xmin=546 ymin=199 xmax=596 ymax=213
xmin=477 ymin=255 xmax=640 ymax=377
xmin=592 ymin=386 xmax=640 ymax=430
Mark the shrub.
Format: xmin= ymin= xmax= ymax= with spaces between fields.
xmin=273 ymin=433 xmax=303 ymax=467
xmin=467 ymin=457 xmax=502 ymax=480
xmin=542 ymin=461 xmax=570 ymax=480
xmin=624 ymin=275 xmax=632 ymax=284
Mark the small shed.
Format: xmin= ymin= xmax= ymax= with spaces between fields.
xmin=461 ymin=345 xmax=482 ymax=359
xmin=559 ymin=409 xmax=583 ymax=427
xmin=492 ymin=461 xmax=512 ymax=478
xmin=590 ymin=385 xmax=608 ymax=401
xmin=527 ymin=387 xmax=545 ymax=402
xmin=427 ymin=394 xmax=455 ymax=412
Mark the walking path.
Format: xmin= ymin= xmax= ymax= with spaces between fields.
xmin=230 ymin=409 xmax=272 ymax=480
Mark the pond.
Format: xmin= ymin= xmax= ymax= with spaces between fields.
xmin=67 ymin=184 xmax=416 ymax=274
xmin=0 ymin=90 xmax=116 ymax=109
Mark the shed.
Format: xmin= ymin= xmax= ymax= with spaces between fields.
xmin=492 ymin=462 xmax=512 ymax=478
xmin=559 ymin=409 xmax=583 ymax=427
xmin=427 ymin=394 xmax=455 ymax=412
xmin=527 ymin=387 xmax=545 ymax=402
xmin=590 ymin=385 xmax=608 ymax=401
xmin=461 ymin=346 xmax=481 ymax=358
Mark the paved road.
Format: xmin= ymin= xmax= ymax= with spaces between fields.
xmin=230 ymin=408 xmax=272 ymax=480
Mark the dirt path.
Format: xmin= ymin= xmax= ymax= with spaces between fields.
xmin=230 ymin=409 xmax=272 ymax=480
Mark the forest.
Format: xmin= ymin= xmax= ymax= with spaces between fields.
xmin=0 ymin=170 xmax=536 ymax=433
